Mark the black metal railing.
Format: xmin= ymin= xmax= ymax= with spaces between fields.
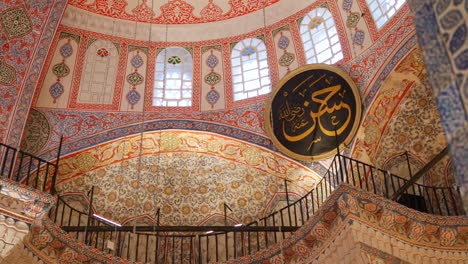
xmin=0 ymin=137 xmax=62 ymax=194
xmin=335 ymin=154 xmax=463 ymax=216
xmin=47 ymin=153 xmax=463 ymax=263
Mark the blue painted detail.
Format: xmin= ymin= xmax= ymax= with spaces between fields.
xmin=60 ymin=42 xmax=73 ymax=58
xmin=206 ymin=54 xmax=219 ymax=68
xmin=342 ymin=0 xmax=353 ymax=10
xmin=436 ymin=84 xmax=466 ymax=139
xmin=242 ymin=47 xmax=256 ymax=57
xmin=450 ymin=24 xmax=466 ymax=53
xmin=454 ymin=49 xmax=468 ymax=69
xmin=277 ymin=35 xmax=290 ymax=49
xmin=131 ymin=54 xmax=144 ymax=68
xmin=206 ymin=89 xmax=220 ymax=105
xmin=435 ymin=0 xmax=451 ymax=14
xmin=354 ymin=30 xmax=365 ymax=45
xmin=440 ymin=10 xmax=463 ymax=29
xmin=49 ymin=82 xmax=64 ymax=100
xmin=414 ymin=3 xmax=453 ymax=94
xmin=126 ymin=89 xmax=141 ymax=105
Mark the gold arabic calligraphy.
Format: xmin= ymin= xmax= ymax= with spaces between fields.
xmin=278 ymin=74 xmax=352 ymax=144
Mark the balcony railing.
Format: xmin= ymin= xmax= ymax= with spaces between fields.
xmin=0 ymin=137 xmax=62 ymax=194
xmin=48 ymin=152 xmax=464 ymax=263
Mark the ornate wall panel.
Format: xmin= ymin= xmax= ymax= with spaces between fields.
xmin=120 ymin=46 xmax=148 ymax=111
xmin=36 ymin=34 xmax=80 ymax=109
xmin=76 ymin=39 xmax=120 ymax=105
xmin=55 ymin=130 xmax=321 ymax=225
xmin=352 ymin=47 xmax=451 ymax=190
xmin=272 ymin=28 xmax=299 ymax=79
xmin=0 ymin=0 xmax=67 ymax=145
xmin=335 ymin=0 xmax=374 ymax=57
xmin=201 ymin=46 xmax=225 ymax=110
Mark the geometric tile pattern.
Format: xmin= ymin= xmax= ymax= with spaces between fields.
xmin=0 ymin=7 xmax=32 ymax=39
xmin=55 ymin=130 xmax=322 ymax=225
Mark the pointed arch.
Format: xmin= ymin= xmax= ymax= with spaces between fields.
xmin=153 ymin=47 xmax=193 ymax=107
xmin=231 ymin=38 xmax=271 ymax=101
xmin=78 ymin=39 xmax=119 ymax=104
xmin=366 ymin=0 xmax=405 ymax=29
xmin=299 ymin=7 xmax=343 ymax=64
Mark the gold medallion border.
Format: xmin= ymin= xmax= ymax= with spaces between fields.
xmin=265 ymin=63 xmax=362 ymax=161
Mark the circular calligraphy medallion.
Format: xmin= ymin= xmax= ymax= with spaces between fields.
xmin=265 ymin=64 xmax=362 ymax=161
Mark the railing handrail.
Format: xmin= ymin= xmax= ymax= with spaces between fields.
xmin=0 ymin=138 xmax=62 ymax=194
xmin=44 ymin=152 xmax=464 ymax=263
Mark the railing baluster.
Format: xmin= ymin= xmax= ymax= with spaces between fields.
xmin=299 ymin=199 xmax=304 ymax=225
xmin=0 ymin=146 xmax=9 ymax=177
xmin=206 ymin=234 xmax=210 ymax=264
xmin=215 ymin=233 xmax=219 ymax=262
xmin=363 ymin=165 xmax=369 ymax=192
xmin=126 ymin=232 xmax=130 ymax=260
xmin=448 ymin=187 xmax=458 ymax=215
xmin=189 ymin=236 xmax=193 ymax=264
xmin=173 ymin=235 xmax=176 ymax=264
xmin=432 ymin=188 xmax=442 ymax=215
xmin=198 ymin=235 xmax=202 ymax=264
xmin=135 ymin=233 xmax=140 ymax=262
xmin=42 ymin=164 xmax=50 ymax=191
xmin=350 ymin=160 xmax=356 ymax=187
xmin=272 ymin=213 xmax=277 ymax=243
xmin=145 ymin=233 xmax=149 ymax=263
xmin=293 ymin=202 xmax=298 ymax=226
xmin=181 ymin=236 xmax=185 ymax=264
xmin=369 ymin=167 xmax=376 ymax=194
xmin=384 ymin=171 xmax=389 ymax=198
xmin=241 ymin=230 xmax=245 ymax=256
xmin=34 ymin=160 xmax=41 ymax=189
xmin=233 ymin=229 xmax=237 ymax=259
xmin=163 ymin=236 xmax=168 ymax=264
xmin=440 ymin=188 xmax=451 ymax=215
xmin=15 ymin=152 xmax=24 ymax=182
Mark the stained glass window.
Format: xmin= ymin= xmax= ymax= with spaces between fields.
xmin=231 ymin=38 xmax=271 ymax=101
xmin=299 ymin=8 xmax=343 ymax=64
xmin=366 ymin=0 xmax=405 ymax=29
xmin=153 ymin=47 xmax=193 ymax=107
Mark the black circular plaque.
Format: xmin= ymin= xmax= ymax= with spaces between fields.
xmin=265 ymin=64 xmax=362 ymax=161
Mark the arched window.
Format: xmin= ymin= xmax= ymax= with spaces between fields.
xmin=231 ymin=38 xmax=271 ymax=101
xmin=299 ymin=8 xmax=343 ymax=64
xmin=79 ymin=40 xmax=119 ymax=104
xmin=366 ymin=0 xmax=405 ymax=29
xmin=153 ymin=47 xmax=193 ymax=107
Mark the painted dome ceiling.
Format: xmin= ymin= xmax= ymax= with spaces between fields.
xmin=69 ymin=0 xmax=305 ymax=24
